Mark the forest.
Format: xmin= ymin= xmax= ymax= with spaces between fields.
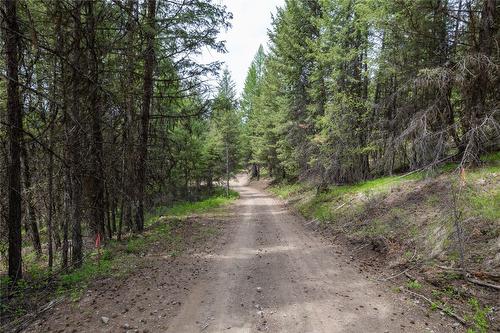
xmin=0 ymin=0 xmax=499 ymax=331
xmin=241 ymin=0 xmax=498 ymax=185
xmin=1 ymin=0 xmax=241 ymax=280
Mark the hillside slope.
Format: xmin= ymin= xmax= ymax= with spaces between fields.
xmin=267 ymin=153 xmax=500 ymax=332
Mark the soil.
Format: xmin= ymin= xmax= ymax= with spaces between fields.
xmin=23 ymin=175 xmax=459 ymax=333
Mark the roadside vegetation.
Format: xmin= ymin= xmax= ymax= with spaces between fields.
xmin=0 ymin=189 xmax=238 ymax=331
xmin=267 ymin=152 xmax=499 ymax=330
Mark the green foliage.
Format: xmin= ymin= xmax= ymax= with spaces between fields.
xmin=202 ymin=70 xmax=243 ymax=185
xmin=58 ymin=253 xmax=113 ymax=299
xmin=466 ymin=298 xmax=491 ymax=333
xmin=468 ymin=190 xmax=500 ymax=221
xmin=144 ymin=188 xmax=238 ymax=228
xmin=406 ymin=280 xmax=422 ymax=290
xmin=240 ymin=0 xmax=499 ymax=186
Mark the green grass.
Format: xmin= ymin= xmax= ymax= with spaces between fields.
xmin=57 ymin=251 xmax=114 ymax=300
xmin=145 ymin=188 xmax=239 ymax=227
xmin=407 ymin=280 xmax=422 ymax=290
xmin=466 ymin=298 xmax=492 ymax=333
xmin=480 ymin=151 xmax=500 ymax=164
xmin=469 ymin=189 xmax=500 ymax=221
xmin=270 ymin=152 xmax=500 ymax=225
xmin=271 ymin=172 xmax=421 ymax=203
xmin=165 ymin=190 xmax=238 ymax=217
xmin=269 ymin=183 xmax=307 ymax=199
xmin=268 ymin=174 xmax=420 ymax=226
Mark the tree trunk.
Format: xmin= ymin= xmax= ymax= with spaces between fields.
xmin=86 ymin=0 xmax=106 ymax=241
xmin=4 ymin=0 xmax=23 ymax=283
xmin=105 ymin=188 xmax=112 ymax=239
xmin=69 ymin=0 xmax=84 ymax=268
xmin=111 ymin=196 xmax=117 ymax=234
xmin=464 ymin=0 xmax=497 ymax=164
xmin=121 ymin=0 xmax=136 ymax=233
xmin=47 ymin=125 xmax=55 ymax=270
xmin=61 ymin=161 xmax=70 ymax=270
xmin=21 ymin=143 xmax=42 ymax=256
xmin=135 ymin=0 xmax=156 ymax=232
xmin=118 ymin=198 xmax=124 ymax=241
xmin=226 ymin=144 xmax=230 ymax=197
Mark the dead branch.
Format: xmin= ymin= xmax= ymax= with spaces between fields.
xmin=467 ymin=278 xmax=500 ymax=291
xmin=403 ymin=289 xmax=466 ymax=325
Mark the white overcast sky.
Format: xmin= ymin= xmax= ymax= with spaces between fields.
xmin=199 ymin=0 xmax=284 ymax=95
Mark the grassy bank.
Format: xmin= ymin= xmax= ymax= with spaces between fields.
xmin=270 ymin=153 xmax=499 ymax=250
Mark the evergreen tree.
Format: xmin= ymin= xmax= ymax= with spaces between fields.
xmin=205 ymin=69 xmax=241 ymax=195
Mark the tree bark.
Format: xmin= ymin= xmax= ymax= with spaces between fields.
xmin=226 ymin=144 xmax=229 ymax=196
xmin=47 ymin=124 xmax=55 ymax=269
xmin=464 ymin=0 xmax=497 ymax=164
xmin=21 ymin=143 xmax=42 ymax=256
xmin=4 ymin=0 xmax=23 ymax=283
xmin=135 ymin=0 xmax=156 ymax=232
xmin=86 ymin=0 xmax=106 ymax=241
xmin=121 ymin=0 xmax=137 ymax=232
xmin=69 ymin=0 xmax=84 ymax=267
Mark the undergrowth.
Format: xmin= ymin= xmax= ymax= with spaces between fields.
xmin=1 ymin=187 xmax=239 ymax=328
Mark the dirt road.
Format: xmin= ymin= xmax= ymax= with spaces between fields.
xmin=26 ymin=176 xmax=454 ymax=333
xmin=166 ymin=176 xmax=450 ymax=333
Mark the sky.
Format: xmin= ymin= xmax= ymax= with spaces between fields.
xmin=199 ymin=0 xmax=284 ymax=95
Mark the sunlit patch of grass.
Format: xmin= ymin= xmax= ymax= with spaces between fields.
xmin=468 ymin=189 xmax=500 ymax=221
xmin=440 ymin=151 xmax=500 ymax=177
xmin=55 ymin=249 xmax=114 ymax=300
xmin=268 ymin=183 xmax=306 ymax=199
xmin=165 ymin=190 xmax=238 ymax=217
xmin=145 ymin=188 xmax=239 ymax=227
xmin=480 ymin=151 xmax=500 ymax=164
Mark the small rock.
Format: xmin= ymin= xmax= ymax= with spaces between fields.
xmin=256 ymin=287 xmax=262 ymax=293
xmin=101 ymin=316 xmax=109 ymax=324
